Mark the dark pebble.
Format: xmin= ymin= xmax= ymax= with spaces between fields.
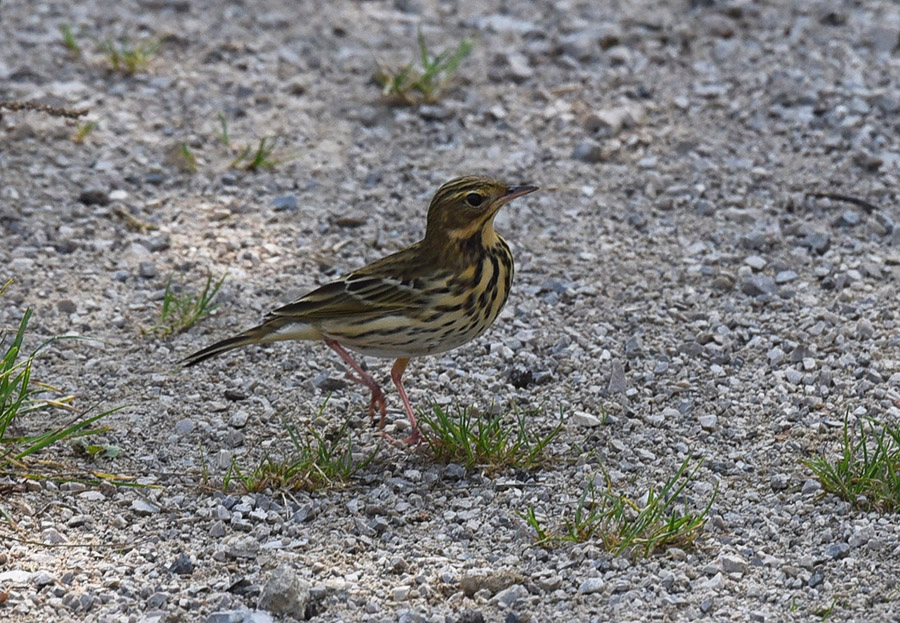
xmin=78 ymin=188 xmax=110 ymax=206
xmin=224 ymin=389 xmax=248 ymax=401
xmin=508 ymin=367 xmax=534 ymax=389
xmin=313 ymin=372 xmax=347 ymax=391
xmin=169 ymin=552 xmax=194 ymax=575
xmin=57 ymin=299 xmax=77 ymax=314
xmin=335 ymin=216 xmax=367 ymax=228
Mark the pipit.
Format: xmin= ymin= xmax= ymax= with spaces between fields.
xmin=184 ymin=175 xmax=538 ymax=443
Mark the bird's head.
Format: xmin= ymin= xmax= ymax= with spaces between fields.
xmin=424 ymin=176 xmax=538 ymax=247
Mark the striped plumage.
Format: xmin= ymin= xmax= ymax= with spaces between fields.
xmin=184 ymin=175 xmax=538 ymax=444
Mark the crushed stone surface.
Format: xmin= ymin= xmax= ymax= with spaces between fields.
xmin=2 ymin=1 xmax=900 ymax=622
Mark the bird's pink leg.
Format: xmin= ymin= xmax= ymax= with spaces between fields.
xmin=324 ymin=338 xmax=387 ymax=429
xmin=391 ymin=358 xmax=423 ymax=445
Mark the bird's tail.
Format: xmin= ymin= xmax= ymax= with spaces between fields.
xmin=182 ymin=317 xmax=317 ymax=367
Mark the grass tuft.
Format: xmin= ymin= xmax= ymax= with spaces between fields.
xmin=146 ymin=273 xmax=225 ymax=337
xmin=803 ymin=413 xmax=900 ymax=512
xmin=229 ymin=137 xmax=283 ymax=171
xmin=59 ymin=25 xmax=82 ymax=57
xmin=375 ymin=29 xmax=473 ymax=105
xmin=178 ymin=143 xmax=199 ymax=173
xmin=223 ymin=401 xmax=379 ymax=492
xmin=0 ymin=281 xmax=115 ymax=471
xmin=97 ymin=36 xmax=159 ymax=74
xmin=522 ymin=457 xmax=716 ymax=557
xmin=72 ymin=119 xmax=98 ymax=143
xmin=419 ymin=403 xmax=562 ymax=472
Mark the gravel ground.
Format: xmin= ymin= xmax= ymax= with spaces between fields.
xmin=2 ymin=0 xmax=900 ymax=621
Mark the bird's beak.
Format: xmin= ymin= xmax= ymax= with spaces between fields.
xmin=498 ymin=184 xmax=539 ymax=205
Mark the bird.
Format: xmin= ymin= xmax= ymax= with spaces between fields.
xmin=183 ymin=175 xmax=538 ymax=444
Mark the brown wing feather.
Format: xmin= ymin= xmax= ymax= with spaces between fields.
xmin=269 ymin=243 xmax=436 ymax=320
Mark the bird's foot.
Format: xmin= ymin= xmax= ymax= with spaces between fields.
xmin=377 ymin=427 xmax=425 ymax=447
xmin=368 ymin=388 xmax=388 ymax=429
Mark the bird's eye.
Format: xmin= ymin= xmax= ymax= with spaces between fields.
xmin=465 ymin=192 xmax=484 ymax=207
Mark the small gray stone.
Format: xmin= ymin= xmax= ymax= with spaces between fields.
xmin=572 ymin=140 xmax=605 ymax=163
xmin=584 ymin=105 xmax=643 ymax=134
xmin=271 ymin=195 xmax=298 ymax=212
xmin=455 ymin=610 xmax=485 ymax=623
xmin=475 ymin=14 xmax=537 ymax=34
xmin=0 ymin=569 xmax=33 ymax=583
xmin=702 ymin=572 xmax=724 ymax=589
xmin=443 ymin=463 xmax=466 ymax=480
xmin=825 ymin=543 xmax=850 ymax=560
xmin=491 ymin=583 xmax=528 ymax=608
xmin=770 ymin=473 xmax=789 ymax=491
xmin=41 ymin=528 xmax=68 ymax=544
xmin=741 ymin=275 xmax=776 ymax=297
xmin=169 ymin=553 xmax=194 ymax=575
xmin=258 ymin=565 xmax=311 ymax=616
xmin=801 ymin=479 xmax=822 ymax=495
xmin=224 ymin=534 xmax=260 ymax=558
xmin=698 ymin=414 xmax=718 ymax=431
xmin=392 ymin=586 xmax=410 ymax=601
xmin=461 ymin=571 xmax=522 ymax=597
xmin=720 ymin=554 xmax=747 ymax=574
xmin=57 ymin=299 xmax=77 ymax=314
xmin=145 ymin=235 xmax=171 ymax=252
xmin=768 ymin=347 xmax=785 ymax=366
xmin=230 ymin=410 xmax=250 ymax=428
xmin=801 ymin=232 xmax=830 ymax=254
xmin=834 ymin=210 xmax=860 ymax=227
xmin=856 ymin=318 xmax=874 ymax=339
xmin=608 ymin=359 xmax=627 ymax=394
xmin=808 ymin=570 xmax=824 ymax=588
xmin=572 ymin=411 xmax=602 ymax=427
xmin=499 ymin=52 xmax=533 ymax=82
xmin=174 ymin=418 xmax=195 ymax=435
xmin=785 ymin=368 xmax=803 ymax=384
xmin=313 ymin=372 xmax=347 ymax=391
xmin=578 ymin=577 xmax=604 ymax=594
xmin=744 ymin=255 xmax=767 ymax=270
xmin=775 ymin=270 xmax=798 ymax=284
xmin=139 ymin=261 xmax=158 ymax=279
xmin=32 ymin=570 xmax=56 ymax=586
xmin=131 ymin=499 xmax=161 ymax=515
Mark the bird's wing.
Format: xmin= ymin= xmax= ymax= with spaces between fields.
xmin=269 ymin=247 xmax=436 ymax=320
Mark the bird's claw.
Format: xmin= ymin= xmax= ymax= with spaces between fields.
xmin=367 ymin=389 xmax=388 ymax=429
xmin=377 ymin=428 xmax=425 ymax=447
